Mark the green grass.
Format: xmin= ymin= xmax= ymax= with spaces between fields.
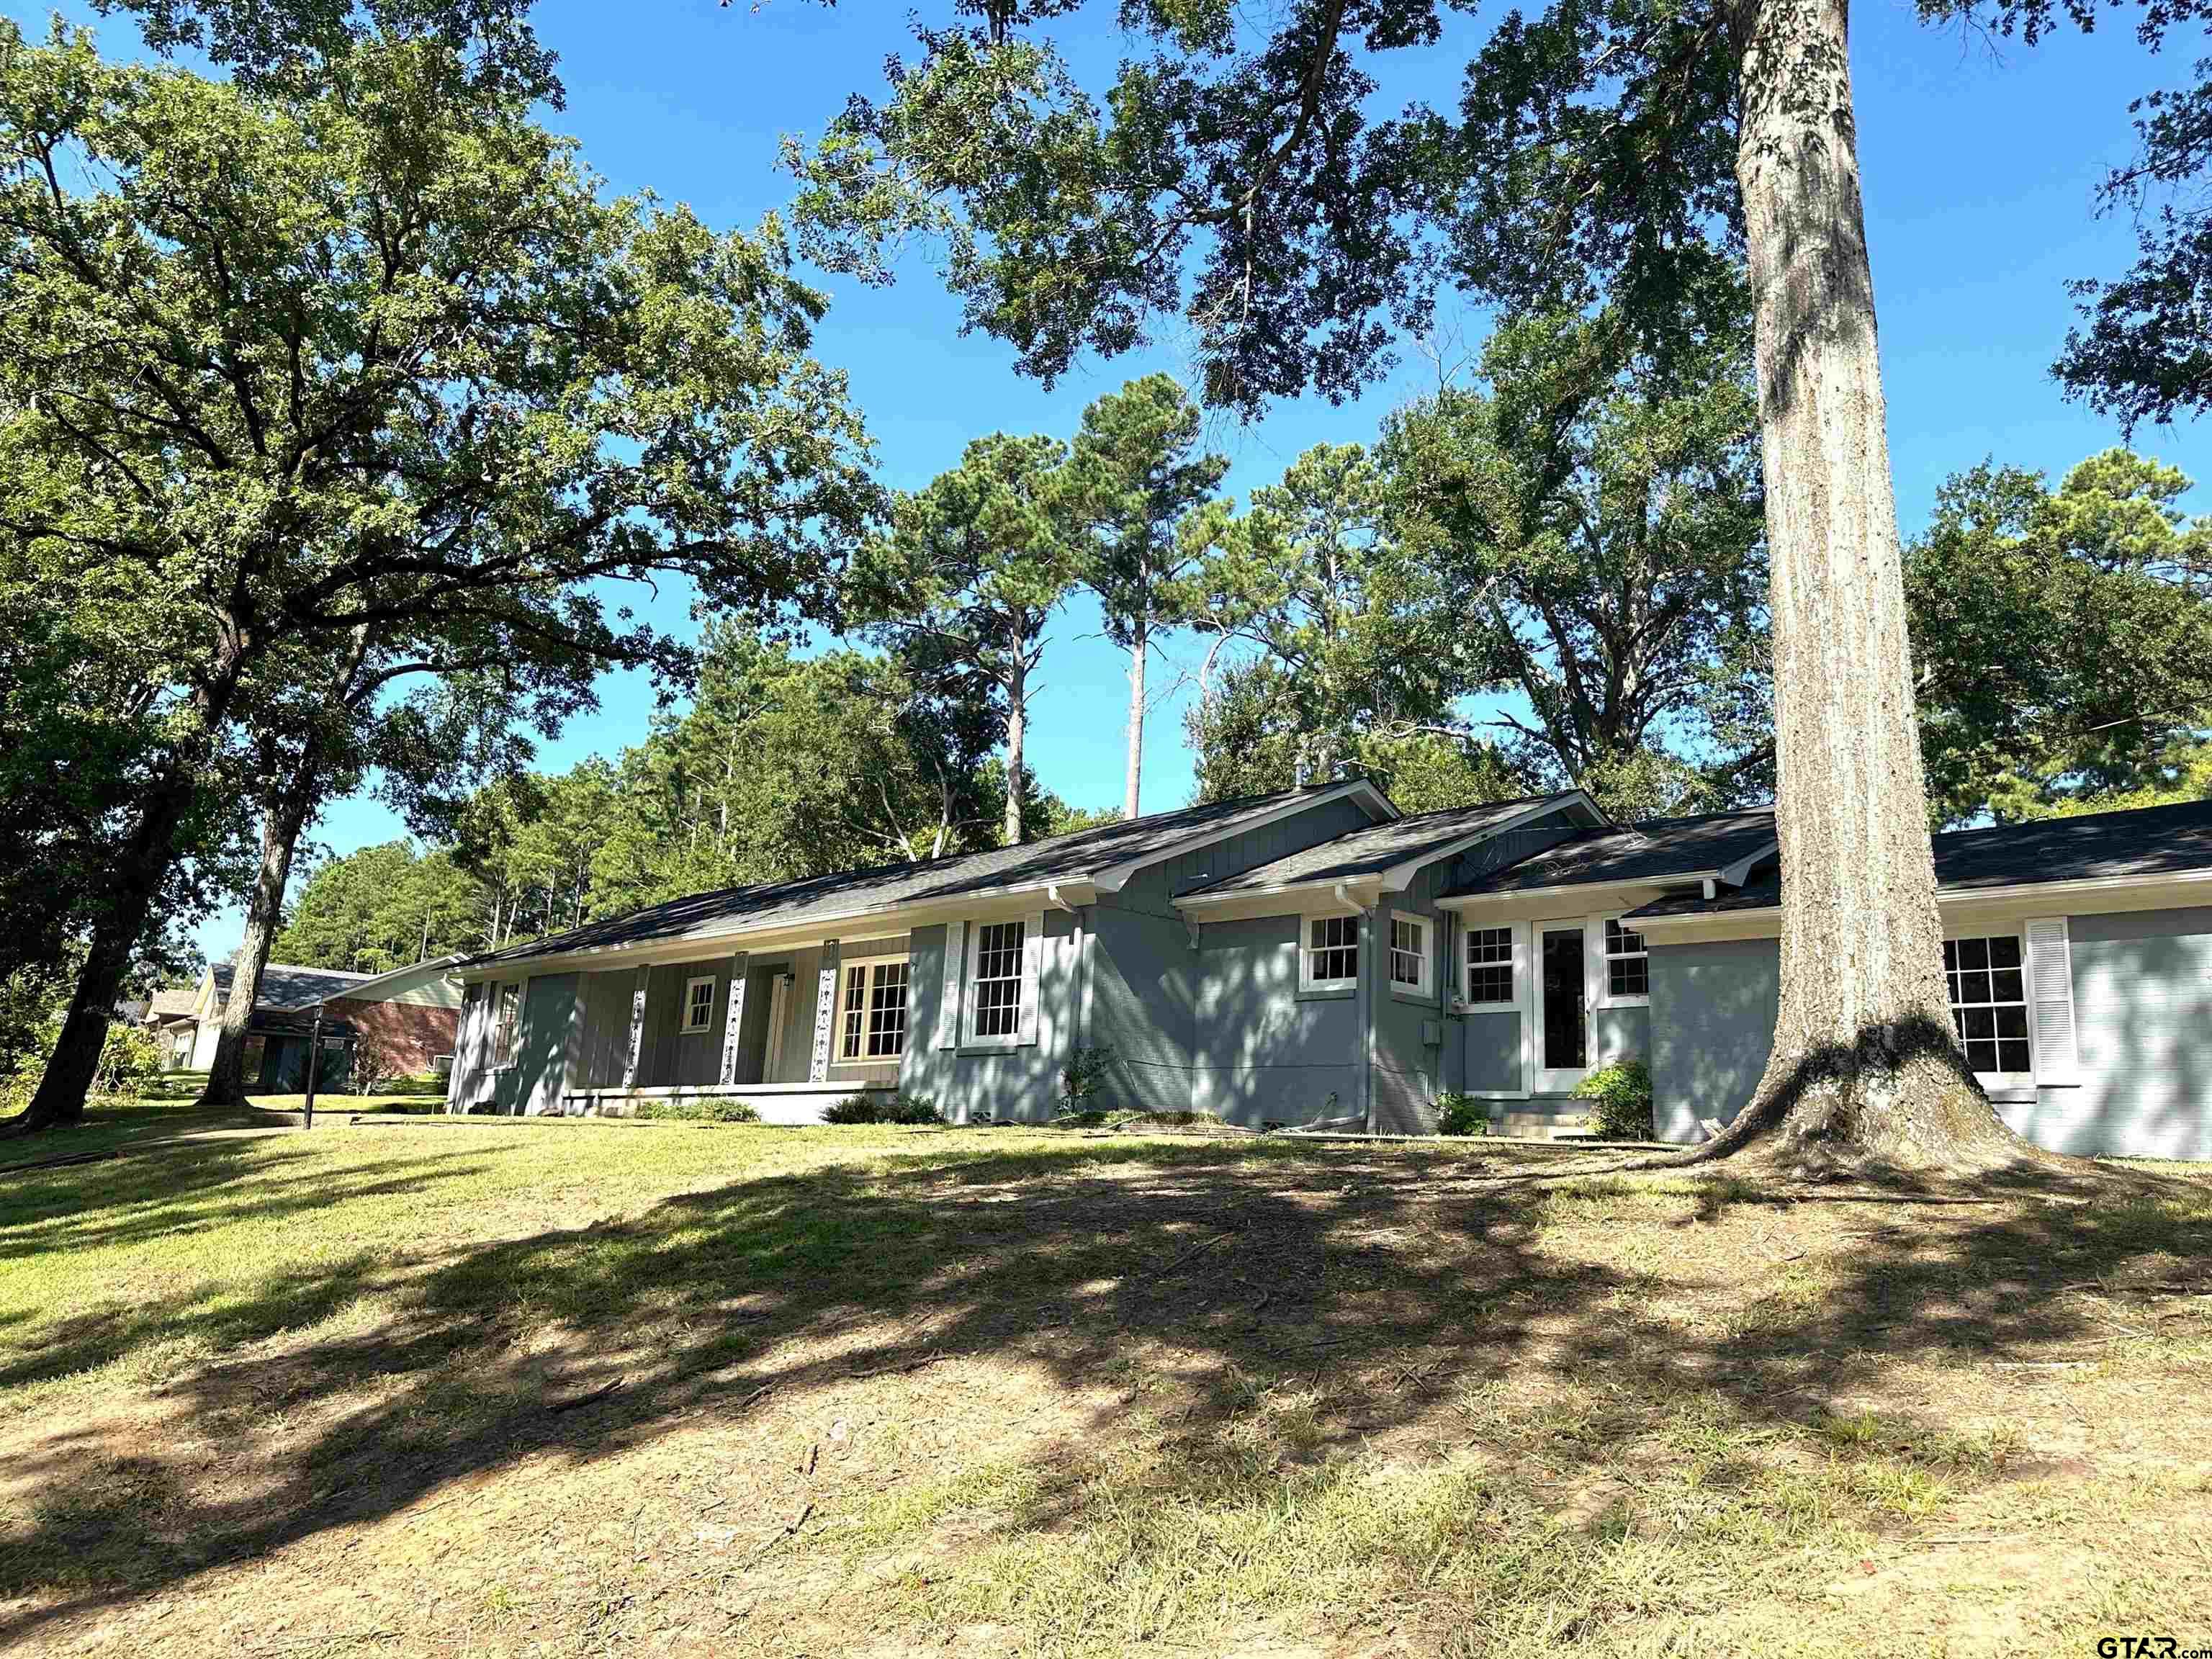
xmin=2 ymin=1115 xmax=2208 ymax=1656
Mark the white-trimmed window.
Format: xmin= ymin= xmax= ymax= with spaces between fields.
xmin=969 ymin=920 xmax=1025 ymax=1040
xmin=1388 ymin=912 xmax=1431 ymax=994
xmin=493 ymin=982 xmax=521 ymax=1067
xmin=1464 ymin=925 xmax=1515 ymax=1007
xmin=1601 ymin=920 xmax=1649 ymax=1002
xmin=1303 ymin=914 xmax=1359 ymax=992
xmin=1944 ymin=935 xmax=2032 ymax=1080
xmin=682 ymin=974 xmax=716 ymax=1034
xmin=838 ymin=957 xmax=911 ymax=1061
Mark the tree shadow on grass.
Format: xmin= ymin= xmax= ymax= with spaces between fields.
xmin=1 ymin=1133 xmax=2208 ymax=1647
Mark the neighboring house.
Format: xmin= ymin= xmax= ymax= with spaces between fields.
xmin=445 ymin=783 xmax=2212 ymax=1160
xmin=146 ymin=957 xmax=464 ymax=1087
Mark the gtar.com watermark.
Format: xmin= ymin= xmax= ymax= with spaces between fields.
xmin=2098 ymin=1639 xmax=2212 ymax=1659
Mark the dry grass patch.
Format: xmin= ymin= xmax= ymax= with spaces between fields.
xmin=1 ymin=1113 xmax=2208 ymax=1655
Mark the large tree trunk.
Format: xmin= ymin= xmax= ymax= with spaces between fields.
xmin=202 ymin=753 xmax=321 ymax=1107
xmin=8 ymin=759 xmax=204 ymax=1136
xmin=1003 ymin=662 xmax=1027 ymax=844
xmin=1123 ymin=626 xmax=1146 ymax=819
xmin=1704 ymin=0 xmax=2019 ymax=1172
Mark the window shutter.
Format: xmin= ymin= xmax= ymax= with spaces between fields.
xmin=1017 ymin=910 xmax=1045 ymax=1046
xmin=2025 ymin=917 xmax=2078 ymax=1086
xmin=936 ymin=921 xmax=966 ymax=1049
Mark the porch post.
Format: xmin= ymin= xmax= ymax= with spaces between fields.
xmin=717 ymin=950 xmax=750 ymax=1085
xmin=809 ymin=939 xmax=840 ymax=1082
xmin=621 ymin=964 xmax=649 ymax=1089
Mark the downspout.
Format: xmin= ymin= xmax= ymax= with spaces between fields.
xmin=1337 ymin=882 xmax=1375 ymax=1136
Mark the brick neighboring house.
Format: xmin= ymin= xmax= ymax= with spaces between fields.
xmin=146 ymin=956 xmax=463 ymax=1089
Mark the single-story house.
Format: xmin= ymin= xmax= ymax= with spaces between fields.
xmin=148 ymin=956 xmax=464 ymax=1087
xmin=444 ymin=781 xmax=2212 ymax=1159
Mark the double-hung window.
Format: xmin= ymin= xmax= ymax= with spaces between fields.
xmin=682 ymin=974 xmax=716 ymax=1034
xmin=1601 ymin=920 xmax=1649 ymax=1002
xmin=969 ymin=921 xmax=1025 ymax=1041
xmin=1944 ymin=935 xmax=2031 ymax=1080
xmin=1388 ymin=912 xmax=1431 ymax=994
xmin=494 ymin=982 xmax=521 ymax=1066
xmin=838 ymin=958 xmax=911 ymax=1061
xmin=1463 ymin=926 xmax=1515 ymax=1008
xmin=1303 ymin=914 xmax=1359 ymax=992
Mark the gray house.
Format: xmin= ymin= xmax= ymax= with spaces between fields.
xmin=444 ymin=782 xmax=2212 ymax=1159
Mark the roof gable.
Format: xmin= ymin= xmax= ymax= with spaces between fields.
xmin=1445 ymin=809 xmax=1779 ymax=899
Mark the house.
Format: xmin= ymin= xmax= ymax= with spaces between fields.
xmin=444 ymin=782 xmax=2212 ymax=1160
xmin=147 ymin=957 xmax=464 ymax=1088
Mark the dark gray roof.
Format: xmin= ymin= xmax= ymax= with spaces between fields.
xmin=1184 ymin=793 xmax=1580 ymax=897
xmin=211 ymin=961 xmax=375 ymax=1010
xmin=464 ymin=780 xmax=1388 ymax=968
xmin=1628 ymin=799 xmax=2212 ymax=920
xmin=1444 ymin=810 xmax=1779 ymax=898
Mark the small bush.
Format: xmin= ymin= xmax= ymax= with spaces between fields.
xmin=1573 ymin=1061 xmax=1653 ymax=1140
xmin=1058 ymin=1045 xmax=1119 ymax=1112
xmin=1436 ymin=1091 xmax=1489 ymax=1137
xmin=94 ymin=1022 xmax=166 ymax=1098
xmin=636 ymin=1097 xmax=761 ymax=1123
xmin=822 ymin=1092 xmax=943 ymax=1125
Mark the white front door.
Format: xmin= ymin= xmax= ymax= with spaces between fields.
xmin=763 ymin=972 xmax=791 ymax=1082
xmin=1533 ymin=920 xmax=1591 ymax=1094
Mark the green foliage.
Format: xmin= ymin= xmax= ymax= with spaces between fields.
xmin=1058 ymin=1046 xmax=1120 ymax=1111
xmin=277 ymin=842 xmax=486 ymax=970
xmin=1572 ymin=1062 xmax=1654 ymax=1142
xmin=1906 ymin=449 xmax=2212 ymax=826
xmin=1435 ymin=1091 xmax=1489 ymax=1138
xmin=1380 ymin=282 xmax=1771 ymax=819
xmin=822 ymin=1093 xmax=944 ymax=1126
xmin=635 ymin=1097 xmax=762 ymax=1124
xmin=93 ymin=1022 xmax=166 ymax=1099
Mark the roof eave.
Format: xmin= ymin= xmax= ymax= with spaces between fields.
xmin=1090 ymin=778 xmax=1398 ymax=896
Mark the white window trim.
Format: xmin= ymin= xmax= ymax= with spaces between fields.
xmin=1943 ymin=930 xmax=2038 ymax=1093
xmin=1458 ymin=920 xmax=1523 ymax=1015
xmin=1299 ymin=911 xmax=1361 ymax=994
xmin=493 ymin=981 xmax=521 ymax=1069
xmin=1387 ymin=909 xmax=1433 ymax=997
xmin=834 ymin=954 xmax=912 ymax=1064
xmin=680 ymin=974 xmax=717 ymax=1035
xmin=963 ymin=918 xmax=1030 ymax=1050
xmin=1593 ymin=917 xmax=1651 ymax=1009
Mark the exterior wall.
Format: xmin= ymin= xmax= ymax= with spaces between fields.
xmin=2008 ymin=907 xmax=2212 ymax=1160
xmin=516 ymin=973 xmax=578 ymax=1115
xmin=818 ymin=935 xmax=909 ymax=1091
xmin=1649 ymin=938 xmax=1780 ymax=1143
xmin=901 ymin=911 xmax=1079 ymax=1123
xmin=355 ymin=961 xmax=464 ymax=1009
xmin=1188 ymin=914 xmax=1364 ymax=1128
xmin=324 ymin=995 xmax=459 ymax=1082
xmin=1371 ymin=862 xmax=1452 ymax=1134
xmin=188 ymin=1019 xmax=222 ymax=1071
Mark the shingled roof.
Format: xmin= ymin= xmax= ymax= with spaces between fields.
xmin=1628 ymin=799 xmax=2212 ymax=920
xmin=210 ymin=961 xmax=375 ymax=1009
xmin=1181 ymin=793 xmax=1585 ymax=899
xmin=463 ymin=778 xmax=1390 ymax=968
xmin=1444 ymin=809 xmax=1779 ymax=898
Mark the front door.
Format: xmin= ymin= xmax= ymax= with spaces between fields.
xmin=1534 ymin=922 xmax=1589 ymax=1094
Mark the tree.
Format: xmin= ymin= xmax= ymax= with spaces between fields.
xmin=0 ymin=25 xmax=873 ymax=1133
xmin=1184 ymin=444 xmax=1493 ymax=795
xmin=857 ymin=433 xmax=1082 ymax=843
xmin=1907 ymin=449 xmax=2212 ymax=825
xmin=788 ymin=0 xmax=2161 ymax=1169
xmin=1380 ymin=284 xmax=1771 ymax=819
xmin=2055 ymin=59 xmax=2212 ymax=430
xmin=1067 ymin=374 xmax=1229 ymax=817
xmin=276 ymin=842 xmax=489 ymax=969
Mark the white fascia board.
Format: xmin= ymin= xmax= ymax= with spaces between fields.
xmin=325 ymin=954 xmax=466 ymax=1004
xmin=1374 ymin=793 xmax=1594 ymax=893
xmin=1088 ymin=778 xmax=1397 ymax=896
xmin=1173 ymin=874 xmax=1386 ymax=923
xmin=1435 ymin=872 xmax=1721 ymax=912
xmin=1717 ymin=839 xmax=1779 ymax=888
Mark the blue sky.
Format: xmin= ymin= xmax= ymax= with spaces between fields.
xmin=14 ymin=0 xmax=2201 ymax=959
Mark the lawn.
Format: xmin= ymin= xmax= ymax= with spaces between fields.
xmin=2 ymin=1105 xmax=2209 ymax=1657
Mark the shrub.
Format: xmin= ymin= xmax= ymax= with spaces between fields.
xmin=822 ymin=1092 xmax=943 ymax=1125
xmin=1058 ymin=1045 xmax=1119 ymax=1112
xmin=93 ymin=1022 xmax=166 ymax=1098
xmin=1436 ymin=1090 xmax=1489 ymax=1137
xmin=636 ymin=1097 xmax=761 ymax=1123
xmin=1573 ymin=1061 xmax=1654 ymax=1140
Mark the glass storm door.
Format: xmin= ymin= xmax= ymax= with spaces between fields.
xmin=1536 ymin=923 xmax=1589 ymax=1094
